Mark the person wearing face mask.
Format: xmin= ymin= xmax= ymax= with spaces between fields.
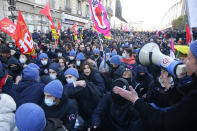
xmin=85 ymin=46 xmax=93 ymax=57
xmin=68 ymin=50 xmax=77 ymax=63
xmin=7 ymin=56 xmax=23 ymax=82
xmin=90 ymin=49 xmax=103 ymax=70
xmin=19 ymin=54 xmax=27 ymax=65
xmin=135 ymin=64 xmax=153 ymax=98
xmin=76 ymin=52 xmax=86 ymax=71
xmin=113 ymin=41 xmax=197 ymax=131
xmin=37 ymin=53 xmax=51 ymax=76
xmin=42 ymin=80 xmax=78 ymax=131
xmin=48 ymin=62 xmax=66 ymax=85
xmin=19 ymin=54 xmax=32 ymax=68
xmin=108 ymin=55 xmax=126 ymax=81
xmin=64 ymin=68 xmax=101 ymax=130
xmin=9 ymin=66 xmax=44 ymax=108
xmin=91 ymin=78 xmax=143 ymax=131
xmin=122 ymin=69 xmax=137 ymax=88
xmin=121 ymin=48 xmax=137 ymax=71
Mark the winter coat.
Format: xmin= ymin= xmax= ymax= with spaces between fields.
xmin=0 ymin=94 xmax=18 ymax=131
xmin=7 ymin=56 xmax=23 ymax=81
xmin=64 ymin=81 xmax=102 ymax=126
xmin=108 ymin=65 xmax=126 ymax=81
xmin=10 ymin=77 xmax=45 ymax=108
xmin=134 ymin=76 xmax=197 ymax=131
xmin=92 ymin=93 xmax=143 ymax=131
xmin=42 ymin=92 xmax=78 ymax=131
xmin=81 ymin=70 xmax=106 ymax=94
xmin=135 ymin=65 xmax=153 ymax=97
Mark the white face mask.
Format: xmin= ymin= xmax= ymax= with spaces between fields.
xmin=70 ymin=56 xmax=75 ymax=60
xmin=122 ymin=53 xmax=127 ymax=59
xmin=49 ymin=74 xmax=57 ymax=80
xmin=41 ymin=60 xmax=48 ymax=66
xmin=44 ymin=98 xmax=56 ymax=106
xmin=19 ymin=58 xmax=27 ymax=64
xmin=66 ymin=78 xmax=76 ymax=84
xmin=58 ymin=53 xmax=62 ymax=57
xmin=76 ymin=61 xmax=81 ymax=66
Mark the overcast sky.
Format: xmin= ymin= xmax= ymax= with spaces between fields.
xmin=120 ymin=0 xmax=178 ymax=30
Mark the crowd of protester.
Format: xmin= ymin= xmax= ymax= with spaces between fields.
xmin=0 ymin=27 xmax=197 ymax=131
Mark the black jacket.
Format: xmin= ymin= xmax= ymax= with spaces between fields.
xmin=10 ymin=77 xmax=44 ymax=108
xmin=92 ymin=93 xmax=143 ymax=131
xmin=134 ymin=76 xmax=197 ymax=131
xmin=81 ymin=70 xmax=106 ymax=94
xmin=42 ymin=92 xmax=78 ymax=131
xmin=64 ymin=81 xmax=102 ymax=126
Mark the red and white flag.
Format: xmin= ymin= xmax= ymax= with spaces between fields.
xmin=15 ymin=10 xmax=34 ymax=54
xmin=0 ymin=17 xmax=16 ymax=40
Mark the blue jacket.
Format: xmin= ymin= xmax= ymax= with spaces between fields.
xmin=10 ymin=77 xmax=45 ymax=108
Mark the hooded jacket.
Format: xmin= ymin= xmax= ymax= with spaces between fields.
xmin=0 ymin=94 xmax=18 ymax=131
xmin=7 ymin=56 xmax=23 ymax=80
xmin=10 ymin=76 xmax=45 ymax=108
xmin=92 ymin=93 xmax=143 ymax=131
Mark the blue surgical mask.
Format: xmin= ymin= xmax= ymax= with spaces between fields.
xmin=44 ymin=98 xmax=56 ymax=106
xmin=66 ymin=78 xmax=76 ymax=84
xmin=76 ymin=61 xmax=81 ymax=66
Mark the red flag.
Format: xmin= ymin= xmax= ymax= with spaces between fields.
xmin=186 ymin=24 xmax=192 ymax=45
xmin=40 ymin=2 xmax=59 ymax=40
xmin=40 ymin=2 xmax=53 ymax=22
xmin=0 ymin=17 xmax=16 ymax=40
xmin=15 ymin=11 xmax=34 ymax=55
xmin=72 ymin=22 xmax=77 ymax=35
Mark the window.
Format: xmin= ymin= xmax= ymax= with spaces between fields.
xmin=77 ymin=0 xmax=81 ymax=15
xmin=66 ymin=0 xmax=70 ymax=8
xmin=86 ymin=5 xmax=89 ymax=17
xmin=49 ymin=0 xmax=55 ymax=8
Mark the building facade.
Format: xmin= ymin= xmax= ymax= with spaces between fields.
xmin=0 ymin=0 xmax=114 ymax=33
xmin=0 ymin=0 xmax=93 ymax=33
xmin=160 ymin=0 xmax=186 ymax=30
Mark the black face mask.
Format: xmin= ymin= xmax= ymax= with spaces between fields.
xmin=124 ymin=78 xmax=132 ymax=85
xmin=9 ymin=66 xmax=21 ymax=74
xmin=94 ymin=55 xmax=99 ymax=58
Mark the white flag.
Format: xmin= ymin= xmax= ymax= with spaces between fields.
xmin=186 ymin=0 xmax=197 ymax=28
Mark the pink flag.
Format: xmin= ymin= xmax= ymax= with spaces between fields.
xmin=89 ymin=0 xmax=110 ymax=36
xmin=156 ymin=31 xmax=159 ymax=37
xmin=171 ymin=37 xmax=175 ymax=53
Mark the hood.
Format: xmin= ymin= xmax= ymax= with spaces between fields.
xmin=8 ymin=56 xmax=21 ymax=67
xmin=137 ymin=64 xmax=148 ymax=74
xmin=0 ymin=94 xmax=16 ymax=113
